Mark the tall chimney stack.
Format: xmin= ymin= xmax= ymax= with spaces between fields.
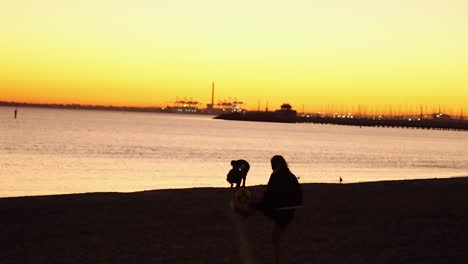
xmin=211 ymin=82 xmax=214 ymax=106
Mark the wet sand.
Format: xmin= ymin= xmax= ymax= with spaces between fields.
xmin=1 ymin=177 xmax=468 ymax=264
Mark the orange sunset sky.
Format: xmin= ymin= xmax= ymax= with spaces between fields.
xmin=1 ymin=0 xmax=467 ymax=114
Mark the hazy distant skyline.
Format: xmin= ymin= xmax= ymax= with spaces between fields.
xmin=1 ymin=0 xmax=467 ymax=113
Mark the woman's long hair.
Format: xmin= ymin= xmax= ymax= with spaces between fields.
xmin=271 ymin=155 xmax=288 ymax=170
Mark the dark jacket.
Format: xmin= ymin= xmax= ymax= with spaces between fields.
xmin=257 ymin=167 xmax=303 ymax=212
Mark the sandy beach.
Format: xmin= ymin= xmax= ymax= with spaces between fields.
xmin=1 ymin=177 xmax=468 ymax=264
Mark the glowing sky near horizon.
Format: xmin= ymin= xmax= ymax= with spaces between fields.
xmin=1 ymin=0 xmax=467 ymax=113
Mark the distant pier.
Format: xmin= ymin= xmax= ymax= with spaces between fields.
xmin=296 ymin=116 xmax=468 ymax=131
xmin=216 ymin=113 xmax=468 ymax=131
xmin=215 ymin=104 xmax=468 ymax=132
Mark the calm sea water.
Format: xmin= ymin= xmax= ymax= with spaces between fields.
xmin=1 ymin=106 xmax=467 ymax=197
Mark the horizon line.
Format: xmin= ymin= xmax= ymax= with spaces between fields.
xmin=1 ymin=100 xmax=466 ymax=117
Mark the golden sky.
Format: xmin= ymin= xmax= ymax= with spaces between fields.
xmin=1 ymin=0 xmax=467 ymax=113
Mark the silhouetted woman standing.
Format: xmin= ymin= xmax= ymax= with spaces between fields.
xmin=256 ymin=155 xmax=303 ymax=264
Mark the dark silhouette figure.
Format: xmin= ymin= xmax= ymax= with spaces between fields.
xmin=256 ymin=155 xmax=303 ymax=264
xmin=14 ymin=108 xmax=17 ymax=119
xmin=340 ymin=177 xmax=343 ymax=184
xmin=226 ymin=159 xmax=250 ymax=188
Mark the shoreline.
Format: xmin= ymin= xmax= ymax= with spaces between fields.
xmin=2 ymin=175 xmax=467 ymax=199
xmin=1 ymin=176 xmax=468 ymax=263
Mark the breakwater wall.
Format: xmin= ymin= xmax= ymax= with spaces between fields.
xmin=215 ymin=112 xmax=468 ymax=131
xmin=297 ymin=116 xmax=468 ymax=131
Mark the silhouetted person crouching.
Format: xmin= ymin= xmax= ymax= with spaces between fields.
xmin=226 ymin=159 xmax=250 ymax=188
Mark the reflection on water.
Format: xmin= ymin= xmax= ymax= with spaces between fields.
xmin=1 ymin=106 xmax=467 ymax=197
